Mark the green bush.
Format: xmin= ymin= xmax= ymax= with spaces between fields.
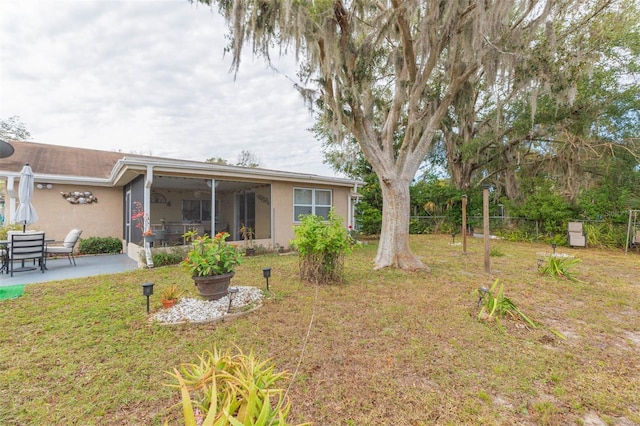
xmin=584 ymin=222 xmax=627 ymax=249
xmin=356 ymin=202 xmax=382 ymax=235
xmin=151 ymin=248 xmax=186 ymax=267
xmin=0 ymin=223 xmax=23 ymax=240
xmin=78 ymin=237 xmax=122 ymax=254
xmin=291 ymin=210 xmax=352 ymax=284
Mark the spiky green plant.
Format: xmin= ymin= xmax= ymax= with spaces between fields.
xmin=165 ymin=346 xmax=310 ymax=426
xmin=539 ymin=255 xmax=581 ymax=281
xmin=477 ymin=279 xmax=537 ymax=328
xmin=476 ymin=280 xmax=566 ymax=339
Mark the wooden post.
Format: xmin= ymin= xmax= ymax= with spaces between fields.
xmin=482 ymin=184 xmax=491 ymax=273
xmin=461 ymin=195 xmax=467 ymax=254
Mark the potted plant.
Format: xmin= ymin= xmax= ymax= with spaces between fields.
xmin=161 ymin=284 xmax=182 ymax=309
xmin=142 ymin=228 xmax=154 ymax=245
xmin=239 ymin=223 xmax=255 ymax=256
xmin=182 ymin=231 xmax=243 ymax=300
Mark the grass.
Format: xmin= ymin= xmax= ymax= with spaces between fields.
xmin=1 ymin=234 xmax=639 ymax=425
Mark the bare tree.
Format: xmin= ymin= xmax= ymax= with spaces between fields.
xmin=236 ymin=150 xmax=261 ymax=168
xmin=195 ymin=0 xmax=616 ymax=270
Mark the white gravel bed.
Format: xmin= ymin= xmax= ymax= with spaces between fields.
xmin=151 ymin=286 xmax=264 ymax=325
xmin=536 ymin=252 xmax=575 ymax=258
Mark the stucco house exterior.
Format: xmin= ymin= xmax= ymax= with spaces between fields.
xmin=0 ymin=141 xmax=362 ymax=261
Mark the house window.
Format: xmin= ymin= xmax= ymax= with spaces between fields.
xmin=293 ymin=188 xmax=332 ymax=221
xmin=183 ymin=200 xmax=211 ymax=222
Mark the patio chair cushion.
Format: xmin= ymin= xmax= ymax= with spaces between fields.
xmin=567 ymin=222 xmax=586 ymax=247
xmin=46 ymin=229 xmax=82 ymax=266
xmin=61 ymin=229 xmax=82 ymax=248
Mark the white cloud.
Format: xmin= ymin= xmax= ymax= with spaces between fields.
xmin=0 ymin=0 xmax=337 ymax=176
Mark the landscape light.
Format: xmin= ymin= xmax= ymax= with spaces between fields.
xmin=142 ymin=282 xmax=154 ymax=314
xmin=227 ymin=287 xmax=239 ymax=313
xmin=262 ymin=267 xmax=271 ymax=291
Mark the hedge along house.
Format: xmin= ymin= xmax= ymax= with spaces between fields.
xmin=0 ymin=141 xmax=362 ymax=262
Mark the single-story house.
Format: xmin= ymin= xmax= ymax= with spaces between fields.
xmin=0 ymin=141 xmax=362 ymax=261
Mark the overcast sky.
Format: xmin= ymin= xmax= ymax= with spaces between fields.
xmin=0 ymin=0 xmax=340 ymax=177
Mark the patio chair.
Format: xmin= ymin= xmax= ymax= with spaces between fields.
xmin=567 ymin=222 xmax=586 ymax=248
xmin=153 ymin=229 xmax=166 ymax=247
xmin=8 ymin=231 xmax=46 ymax=277
xmin=46 ymin=229 xmax=83 ymax=266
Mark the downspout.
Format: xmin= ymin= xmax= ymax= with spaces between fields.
xmin=350 ymin=183 xmax=359 ymax=229
xmin=210 ymin=179 xmax=216 ymax=235
xmin=144 ymin=165 xmax=153 ymax=235
xmin=348 ymin=188 xmax=352 ymax=229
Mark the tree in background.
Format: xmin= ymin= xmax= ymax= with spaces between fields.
xmin=236 ymin=150 xmax=261 ymax=168
xmin=195 ymin=0 xmax=621 ymax=270
xmin=0 ymin=116 xmax=30 ymax=141
xmin=205 ymin=150 xmax=262 ymax=167
xmin=206 ymin=157 xmax=229 ymax=165
xmin=194 ymin=0 xmax=624 ymax=269
xmin=441 ymin=2 xmax=639 ymax=201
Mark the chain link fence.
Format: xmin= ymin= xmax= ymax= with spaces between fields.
xmin=409 ymin=215 xmax=631 ymax=249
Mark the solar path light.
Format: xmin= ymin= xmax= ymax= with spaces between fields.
xmin=262 ymin=267 xmax=271 ymax=291
xmin=142 ymin=282 xmax=154 ymax=314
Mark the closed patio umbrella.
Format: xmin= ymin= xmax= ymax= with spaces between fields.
xmin=14 ymin=163 xmax=38 ymax=232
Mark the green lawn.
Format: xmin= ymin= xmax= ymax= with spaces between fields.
xmin=1 ymin=235 xmax=639 ymax=425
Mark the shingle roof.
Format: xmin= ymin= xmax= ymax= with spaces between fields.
xmin=0 ymin=140 xmax=363 ymax=188
xmin=0 ymin=140 xmax=144 ymax=178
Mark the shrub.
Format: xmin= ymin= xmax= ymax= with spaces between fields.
xmin=584 ymin=222 xmax=627 ymax=249
xmin=78 ymin=237 xmax=122 ymax=254
xmin=291 ymin=210 xmax=352 ymax=284
xmin=0 ymin=223 xmax=23 ymax=240
xmin=356 ymin=202 xmax=382 ymax=235
xmin=165 ymin=346 xmax=310 ymax=426
xmin=152 ymin=249 xmax=185 ymax=267
xmin=489 ymin=246 xmax=505 ymax=257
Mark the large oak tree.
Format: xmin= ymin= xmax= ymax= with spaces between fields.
xmin=196 ymin=0 xmax=617 ymax=270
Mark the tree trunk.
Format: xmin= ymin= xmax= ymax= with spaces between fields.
xmin=374 ymin=175 xmax=428 ymax=271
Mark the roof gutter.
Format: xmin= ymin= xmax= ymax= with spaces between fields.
xmin=110 ymin=157 xmax=364 ymax=187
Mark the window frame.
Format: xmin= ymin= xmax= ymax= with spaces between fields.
xmin=182 ymin=199 xmax=212 ymax=222
xmin=293 ymin=187 xmax=332 ymax=222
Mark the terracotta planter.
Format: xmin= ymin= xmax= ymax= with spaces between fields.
xmin=193 ymin=271 xmax=235 ymax=301
xmin=162 ymin=299 xmax=176 ymax=309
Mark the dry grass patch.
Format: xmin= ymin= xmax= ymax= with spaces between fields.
xmin=0 ymin=235 xmax=639 ymax=425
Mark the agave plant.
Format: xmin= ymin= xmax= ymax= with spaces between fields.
xmin=165 ymin=346 xmax=310 ymax=426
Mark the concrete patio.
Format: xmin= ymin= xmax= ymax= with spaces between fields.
xmin=0 ymin=253 xmax=139 ymax=286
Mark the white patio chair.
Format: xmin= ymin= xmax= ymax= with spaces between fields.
xmin=46 ymin=229 xmax=83 ymax=266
